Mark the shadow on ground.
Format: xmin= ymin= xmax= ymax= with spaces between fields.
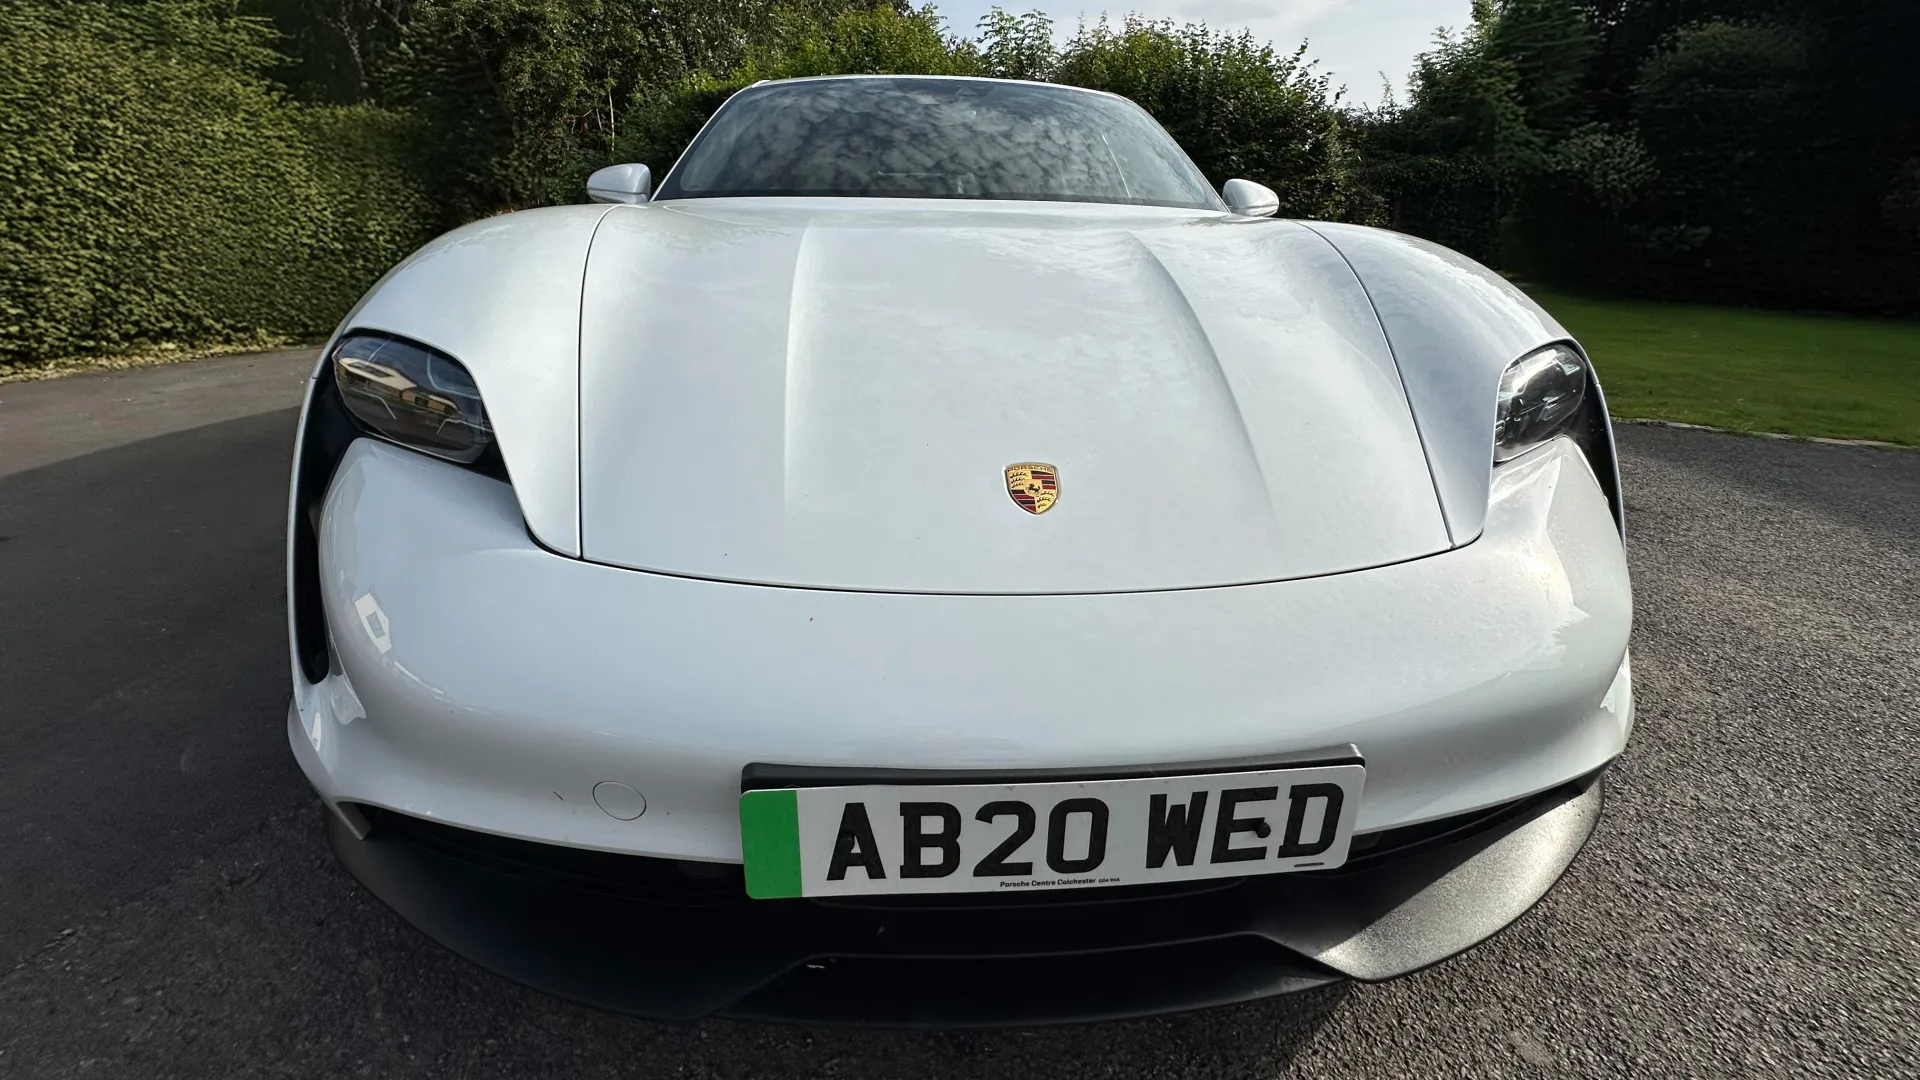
xmin=0 ymin=410 xmax=310 ymax=963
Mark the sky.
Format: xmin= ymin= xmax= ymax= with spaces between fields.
xmin=931 ymin=0 xmax=1469 ymax=108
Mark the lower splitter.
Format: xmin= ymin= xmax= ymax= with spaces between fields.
xmin=323 ymin=768 xmax=1604 ymax=1027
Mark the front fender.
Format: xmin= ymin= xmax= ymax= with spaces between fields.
xmin=1302 ymin=223 xmax=1623 ymax=544
xmin=308 ymin=204 xmax=618 ymax=555
xmin=287 ymin=204 xmax=618 ymax=686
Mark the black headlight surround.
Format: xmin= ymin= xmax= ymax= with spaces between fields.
xmin=293 ymin=333 xmax=509 ymax=683
xmin=1488 ymin=341 xmax=1623 ymax=536
xmin=1562 ymin=365 xmax=1625 ymax=535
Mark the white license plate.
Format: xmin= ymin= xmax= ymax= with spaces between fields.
xmin=739 ymin=764 xmax=1365 ymax=899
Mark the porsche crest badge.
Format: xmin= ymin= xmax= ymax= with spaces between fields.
xmin=1004 ymin=462 xmax=1059 ymax=515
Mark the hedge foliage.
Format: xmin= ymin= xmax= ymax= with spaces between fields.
xmin=7 ymin=0 xmax=1912 ymax=372
xmin=1053 ymin=17 xmax=1356 ymax=221
xmin=383 ymin=0 xmax=898 ymax=220
xmin=0 ymin=0 xmax=435 ymax=372
xmin=1352 ymin=0 xmax=1920 ymax=314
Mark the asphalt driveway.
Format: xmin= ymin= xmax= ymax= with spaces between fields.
xmin=1 ymin=353 xmax=1915 ymax=1078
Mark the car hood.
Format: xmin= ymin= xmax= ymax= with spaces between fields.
xmin=576 ymin=199 xmax=1450 ymax=593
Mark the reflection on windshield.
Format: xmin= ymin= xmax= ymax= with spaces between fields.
xmin=657 ymin=78 xmax=1222 ymax=210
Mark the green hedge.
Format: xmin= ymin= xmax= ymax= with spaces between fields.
xmin=0 ymin=0 xmax=436 ymax=372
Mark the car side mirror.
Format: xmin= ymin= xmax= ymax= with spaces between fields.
xmin=587 ymin=163 xmax=652 ymax=205
xmin=1222 ymin=178 xmax=1279 ymax=218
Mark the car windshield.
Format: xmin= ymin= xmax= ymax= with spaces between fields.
xmin=655 ymin=77 xmax=1224 ymax=210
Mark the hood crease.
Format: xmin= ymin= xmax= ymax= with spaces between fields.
xmin=1128 ymin=228 xmax=1276 ymax=523
xmin=782 ymin=219 xmax=820 ymax=511
xmin=577 ymin=200 xmax=1452 ymax=593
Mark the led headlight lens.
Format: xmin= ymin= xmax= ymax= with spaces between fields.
xmin=1494 ymin=344 xmax=1587 ymax=462
xmin=331 ymin=333 xmax=493 ymax=463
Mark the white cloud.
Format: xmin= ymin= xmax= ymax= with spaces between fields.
xmin=936 ymin=0 xmax=1467 ymax=108
xmin=1177 ymin=0 xmax=1322 ymax=26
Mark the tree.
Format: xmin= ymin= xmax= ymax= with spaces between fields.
xmin=1054 ymin=15 xmax=1354 ymax=220
xmin=0 ymin=0 xmax=434 ymax=368
xmin=1346 ymin=1 xmax=1533 ymax=260
xmin=383 ymin=0 xmax=906 ymax=217
xmin=976 ymin=6 xmax=1052 ymax=80
xmin=1487 ymin=0 xmax=1597 ymax=140
xmin=1629 ymin=18 xmax=1809 ymax=301
xmin=1566 ymin=0 xmax=1918 ymax=309
xmin=246 ymin=0 xmax=416 ymax=102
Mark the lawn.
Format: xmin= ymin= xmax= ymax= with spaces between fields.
xmin=1525 ymin=288 xmax=1920 ymax=447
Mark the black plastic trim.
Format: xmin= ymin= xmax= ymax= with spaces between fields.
xmin=741 ymin=745 xmax=1363 ymax=791
xmin=292 ymin=369 xmax=359 ymax=683
xmin=1338 ymin=764 xmax=1603 ymax=870
xmin=1567 ymin=365 xmax=1624 ymax=534
xmin=325 ymin=765 xmax=1606 ymax=1026
xmin=722 ymin=936 xmax=1339 ymax=1027
xmin=292 ymin=338 xmax=512 ymax=683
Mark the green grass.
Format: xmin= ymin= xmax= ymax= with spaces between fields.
xmin=1524 ymin=288 xmax=1920 ymax=446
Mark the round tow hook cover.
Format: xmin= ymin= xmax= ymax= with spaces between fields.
xmin=591 ymin=781 xmax=647 ymax=821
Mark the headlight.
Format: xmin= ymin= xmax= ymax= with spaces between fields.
xmin=1494 ymin=344 xmax=1587 ymax=462
xmin=331 ymin=333 xmax=494 ymax=464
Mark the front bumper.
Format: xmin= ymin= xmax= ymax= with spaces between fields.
xmin=326 ymin=769 xmax=1604 ymax=1026
xmin=291 ymin=432 xmax=1632 ymax=1022
xmin=291 ymin=436 xmax=1633 ymax=867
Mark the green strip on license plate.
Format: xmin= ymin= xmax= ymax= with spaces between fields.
xmin=739 ymin=788 xmax=803 ymax=899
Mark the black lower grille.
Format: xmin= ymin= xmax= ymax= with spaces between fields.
xmin=725 ymin=935 xmax=1338 ymax=1026
xmin=812 ymin=875 xmax=1243 ymax=911
xmin=353 ymin=805 xmax=745 ymax=906
xmin=1338 ymin=767 xmax=1605 ymax=871
xmin=326 ymin=768 xmax=1605 ymax=1024
xmin=351 ymin=777 xmax=1582 ymax=907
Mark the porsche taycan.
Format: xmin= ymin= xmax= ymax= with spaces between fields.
xmin=287 ymin=74 xmax=1633 ymax=1026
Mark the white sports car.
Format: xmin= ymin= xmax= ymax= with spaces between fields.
xmin=287 ymin=75 xmax=1633 ymax=1025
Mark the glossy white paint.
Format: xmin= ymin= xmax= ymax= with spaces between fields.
xmin=332 ymin=204 xmax=617 ymax=555
xmin=577 ymin=199 xmax=1450 ymax=593
xmin=1221 ymin=178 xmax=1280 ymax=217
xmin=587 ymin=163 xmax=651 ymax=204
xmin=290 ymin=434 xmax=1632 ymax=865
xmin=1300 ymin=222 xmax=1622 ymax=543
